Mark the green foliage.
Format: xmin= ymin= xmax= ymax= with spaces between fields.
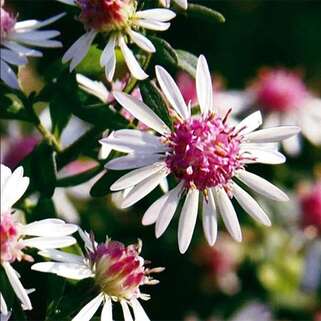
xmin=139 ymin=80 xmax=173 ymax=129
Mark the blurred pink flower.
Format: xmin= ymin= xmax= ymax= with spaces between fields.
xmin=299 ymin=182 xmax=321 ymax=234
xmin=3 ymin=136 xmax=39 ymax=169
xmin=193 ymin=234 xmax=243 ymax=294
xmin=252 ymin=68 xmax=308 ymax=112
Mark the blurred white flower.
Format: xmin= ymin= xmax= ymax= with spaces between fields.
xmin=57 ymin=0 xmax=175 ymax=80
xmin=101 ymin=55 xmax=299 ymax=253
xmin=0 ymin=1 xmax=64 ymax=89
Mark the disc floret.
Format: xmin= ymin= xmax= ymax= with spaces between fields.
xmin=77 ymin=0 xmax=135 ymax=32
xmin=165 ymin=112 xmax=243 ymax=191
xmin=90 ymin=238 xmax=161 ymax=301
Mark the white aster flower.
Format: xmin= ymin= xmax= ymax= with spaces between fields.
xmin=32 ymin=230 xmax=164 ymax=321
xmin=100 ymin=55 xmax=300 ymax=253
xmin=248 ymin=68 xmax=321 ymax=156
xmin=0 ymin=1 xmax=64 ymax=89
xmin=159 ymin=0 xmax=188 ymax=10
xmin=57 ymin=0 xmax=175 ymax=81
xmin=0 ymin=164 xmax=78 ymax=311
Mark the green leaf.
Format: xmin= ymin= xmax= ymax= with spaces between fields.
xmin=176 ymin=50 xmax=198 ymax=78
xmin=75 ymin=45 xmax=103 ymax=77
xmin=90 ymin=170 xmax=126 ymax=197
xmin=0 ymin=93 xmax=34 ymax=122
xmin=49 ymin=78 xmax=72 ymax=139
xmin=187 ymin=4 xmax=225 ymax=24
xmin=31 ymin=142 xmax=57 ymax=197
xmin=139 ymin=80 xmax=172 ymax=129
xmin=149 ymin=36 xmax=178 ymax=67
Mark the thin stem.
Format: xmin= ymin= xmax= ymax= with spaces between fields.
xmin=36 ymin=122 xmax=62 ymax=152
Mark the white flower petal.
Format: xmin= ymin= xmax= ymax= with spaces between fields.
xmin=2 ymin=262 xmax=32 ymax=310
xmin=1 ymin=166 xmax=29 ymax=213
xmin=244 ymin=126 xmax=300 ymax=143
xmin=155 ymin=182 xmax=184 ymax=238
xmin=62 ymin=31 xmax=96 ymax=71
xmin=196 ymin=55 xmax=214 ymax=114
xmin=56 ymin=0 xmax=76 ymax=5
xmin=31 ymin=262 xmax=93 ymax=280
xmin=101 ymin=297 xmax=112 ymax=321
xmin=23 ymin=219 xmax=78 ymax=237
xmin=214 ymin=188 xmax=242 ymax=242
xmin=159 ymin=177 xmax=169 ymax=193
xmin=72 ymin=293 xmax=104 ymax=321
xmin=0 ymin=59 xmax=19 ymax=89
xmin=121 ymin=300 xmax=133 ymax=321
xmin=105 ymin=153 xmax=163 ymax=170
xmin=131 ymin=298 xmax=150 ymax=321
xmin=135 ymin=19 xmax=170 ymax=31
xmin=11 ymin=30 xmax=60 ymax=42
xmin=178 ymin=189 xmax=199 ymax=254
xmin=282 ymin=135 xmax=301 ymax=156
xmin=135 ymin=9 xmax=176 ymax=21
xmin=242 ymin=147 xmax=286 ymax=164
xmin=1 ymin=164 xmax=12 ymax=192
xmin=113 ymin=92 xmax=170 ymax=135
xmin=174 ymin=0 xmax=188 ymax=9
xmin=111 ymin=163 xmax=166 ymax=191
xmin=100 ymin=35 xmax=116 ymax=82
xmin=3 ymin=40 xmax=43 ymax=57
xmin=127 ymin=29 xmax=155 ymax=53
xmin=0 ymin=292 xmax=8 ymax=315
xmin=142 ymin=192 xmax=168 ymax=226
xmin=76 ymin=74 xmax=109 ymax=103
xmin=23 ymin=236 xmax=76 ymax=249
xmin=121 ymin=169 xmax=169 ymax=208
xmin=14 ymin=13 xmax=66 ymax=30
xmin=235 ymin=111 xmax=263 ymax=135
xmin=236 ymin=169 xmax=288 ymax=201
xmin=100 ymin=129 xmax=167 ymax=154
xmin=202 ymin=190 xmax=217 ymax=246
xmin=155 ymin=65 xmax=189 ymax=119
xmin=78 ymin=229 xmax=95 ymax=252
xmin=37 ymin=249 xmax=83 ymax=264
xmin=0 ymin=48 xmax=28 ymax=65
xmin=118 ymin=35 xmax=148 ymax=80
xmin=232 ymin=182 xmax=271 ymax=226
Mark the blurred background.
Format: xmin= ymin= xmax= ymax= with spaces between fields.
xmin=1 ymin=0 xmax=321 ymax=320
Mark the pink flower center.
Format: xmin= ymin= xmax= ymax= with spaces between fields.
xmin=166 ymin=113 xmax=243 ymax=191
xmin=0 ymin=213 xmax=24 ymax=263
xmin=0 ymin=8 xmax=16 ymax=42
xmin=254 ymin=69 xmax=308 ymax=112
xmin=92 ymin=240 xmax=147 ymax=300
xmin=76 ymin=0 xmax=134 ymax=32
xmin=300 ymin=183 xmax=321 ymax=233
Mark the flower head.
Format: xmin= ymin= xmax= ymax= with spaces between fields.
xmin=32 ymin=230 xmax=163 ymax=321
xmin=101 ymin=55 xmax=300 ymax=253
xmin=248 ymin=68 xmax=321 ymax=156
xmin=58 ymin=0 xmax=175 ymax=81
xmin=0 ymin=1 xmax=63 ymax=89
xmin=253 ymin=69 xmax=308 ymax=112
xmin=77 ymin=0 xmax=135 ymax=32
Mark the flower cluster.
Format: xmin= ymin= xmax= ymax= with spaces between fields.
xmin=2 ymin=0 xmax=321 ymax=320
